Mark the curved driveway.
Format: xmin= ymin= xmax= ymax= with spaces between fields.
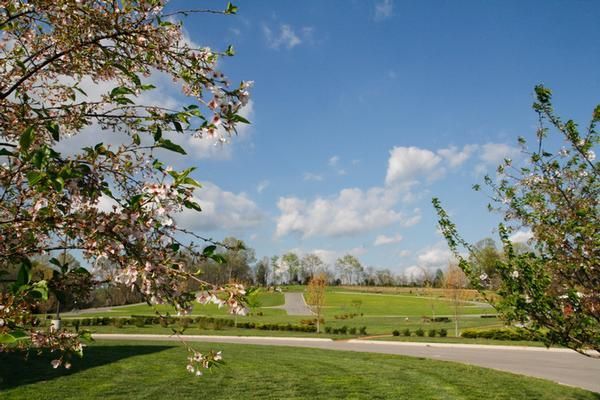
xmin=275 ymin=292 xmax=314 ymax=315
xmin=93 ymin=334 xmax=600 ymax=393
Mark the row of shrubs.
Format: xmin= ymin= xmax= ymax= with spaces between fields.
xmin=52 ymin=316 xmax=321 ymax=333
xmin=421 ymin=316 xmax=451 ymax=323
xmin=333 ymin=313 xmax=362 ymax=320
xmin=324 ymin=326 xmax=368 ymax=335
xmin=461 ymin=328 xmax=540 ymax=341
xmin=392 ymin=328 xmax=448 ymax=337
xmin=299 ymin=318 xmax=324 ymax=326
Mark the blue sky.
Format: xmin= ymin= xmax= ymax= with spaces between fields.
xmin=161 ymin=0 xmax=600 ymax=275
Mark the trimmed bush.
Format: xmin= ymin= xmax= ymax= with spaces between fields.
xmin=392 ymin=330 xmax=400 ymax=336
xmin=438 ymin=328 xmax=448 ymax=337
xmin=415 ymin=328 xmax=425 ymax=337
xmin=402 ymin=328 xmax=411 ymax=337
xmin=359 ymin=326 xmax=367 ymax=335
xmin=427 ymin=329 xmax=436 ymax=337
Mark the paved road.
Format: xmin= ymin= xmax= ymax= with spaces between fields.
xmin=93 ymin=334 xmax=600 ymax=393
xmin=274 ymin=292 xmax=314 ymax=315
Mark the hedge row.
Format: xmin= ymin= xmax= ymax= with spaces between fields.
xmin=461 ymin=328 xmax=540 ymax=341
xmin=49 ymin=316 xmax=317 ymax=333
xmin=324 ymin=326 xmax=367 ymax=335
xmin=392 ymin=328 xmax=447 ymax=337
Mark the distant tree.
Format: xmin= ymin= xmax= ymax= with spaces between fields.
xmin=254 ymin=257 xmax=270 ymax=286
xmin=220 ymin=237 xmax=255 ymax=284
xmin=435 ymin=86 xmax=599 ymax=356
xmin=300 ymin=254 xmax=325 ymax=284
xmin=281 ymin=252 xmax=301 ymax=284
xmin=335 ymin=254 xmax=362 ymax=285
xmin=433 ymin=268 xmax=445 ymax=288
xmin=468 ymin=238 xmax=503 ymax=289
xmin=306 ymin=273 xmax=327 ymax=333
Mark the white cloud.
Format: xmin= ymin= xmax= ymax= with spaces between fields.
xmin=437 ymin=144 xmax=477 ymax=168
xmin=509 ymin=229 xmax=533 ymax=244
xmin=385 ymin=146 xmax=443 ymax=186
xmin=416 ymin=242 xmax=455 ymax=270
xmin=176 ymin=182 xmax=264 ymax=232
xmin=303 ymin=172 xmax=324 ymax=182
xmin=256 ymin=180 xmax=270 ymax=193
xmin=374 ymin=234 xmax=403 ymax=246
xmin=328 ymin=155 xmax=346 ymax=175
xmin=375 ymin=0 xmax=394 ymax=20
xmin=275 ymin=186 xmax=405 ymax=238
xmin=263 ymin=24 xmax=311 ymax=50
xmin=479 ymin=143 xmax=520 ymax=165
xmin=398 ymin=249 xmax=411 ymax=257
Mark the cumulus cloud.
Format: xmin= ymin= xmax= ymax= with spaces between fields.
xmin=509 ymin=229 xmax=533 ymax=244
xmin=176 ymin=182 xmax=264 ymax=232
xmin=375 ymin=0 xmax=394 ymax=20
xmin=437 ymin=144 xmax=477 ymax=168
xmin=385 ymin=146 xmax=443 ymax=186
xmin=374 ymin=234 xmax=403 ymax=246
xmin=275 ymin=186 xmax=408 ymax=238
xmin=479 ymin=143 xmax=520 ymax=165
xmin=417 ymin=242 xmax=454 ymax=268
xmin=263 ymin=23 xmax=313 ymax=50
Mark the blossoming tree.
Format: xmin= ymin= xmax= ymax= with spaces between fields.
xmin=433 ymin=86 xmax=599 ymax=357
xmin=0 ymin=0 xmax=252 ymax=373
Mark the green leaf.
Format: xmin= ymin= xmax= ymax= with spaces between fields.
xmin=15 ymin=259 xmax=32 ymax=288
xmin=0 ymin=148 xmax=14 ymax=156
xmin=46 ymin=122 xmax=60 ymax=141
xmin=158 ymin=139 xmax=186 ymax=155
xmin=225 ymin=2 xmax=238 ymax=14
xmin=0 ymin=334 xmax=16 ymax=344
xmin=182 ymin=177 xmax=202 ymax=188
xmin=183 ymin=199 xmax=202 ymax=212
xmin=211 ymin=254 xmax=227 ymax=264
xmin=203 ymin=245 xmax=217 ymax=257
xmin=225 ymin=45 xmax=235 ymax=56
xmin=132 ymin=133 xmax=141 ymax=145
xmin=153 ymin=126 xmax=162 ymax=141
xmin=19 ymin=126 xmax=35 ymax=152
xmin=232 ymin=114 xmax=250 ymax=124
xmin=26 ymin=171 xmax=44 ymax=186
xmin=110 ymin=86 xmax=135 ymax=98
xmin=172 ymin=120 xmax=184 ymax=133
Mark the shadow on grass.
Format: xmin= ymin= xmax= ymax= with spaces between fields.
xmin=0 ymin=344 xmax=172 ymax=390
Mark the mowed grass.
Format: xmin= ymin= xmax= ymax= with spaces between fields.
xmin=321 ymin=291 xmax=491 ymax=317
xmin=1 ymin=341 xmax=597 ymax=400
xmin=61 ymin=287 xmax=506 ymax=339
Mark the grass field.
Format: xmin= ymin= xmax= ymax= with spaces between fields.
xmin=1 ymin=341 xmax=596 ymax=400
xmin=61 ymin=286 xmax=504 ymax=339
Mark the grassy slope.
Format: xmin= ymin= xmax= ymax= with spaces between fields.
xmin=1 ymin=341 xmax=597 ymax=400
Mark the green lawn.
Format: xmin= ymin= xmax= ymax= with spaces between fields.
xmin=1 ymin=341 xmax=597 ymax=400
xmin=61 ymin=287 xmax=503 ymax=339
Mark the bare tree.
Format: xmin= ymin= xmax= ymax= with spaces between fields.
xmin=306 ymin=273 xmax=327 ymax=333
xmin=444 ymin=263 xmax=469 ymax=336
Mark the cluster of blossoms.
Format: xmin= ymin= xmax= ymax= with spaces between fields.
xmin=1 ymin=0 xmax=251 ymax=372
xmin=186 ymin=349 xmax=223 ymax=376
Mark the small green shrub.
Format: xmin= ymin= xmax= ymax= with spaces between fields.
xmin=438 ymin=328 xmax=448 ymax=337
xmin=428 ymin=329 xmax=436 ymax=337
xmin=133 ymin=317 xmax=145 ymax=328
xmin=349 ymin=327 xmax=357 ymax=335
xmin=402 ymin=328 xmax=411 ymax=337
xmin=415 ymin=328 xmax=425 ymax=337
xmin=392 ymin=330 xmax=400 ymax=336
xmin=359 ymin=326 xmax=367 ymax=335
